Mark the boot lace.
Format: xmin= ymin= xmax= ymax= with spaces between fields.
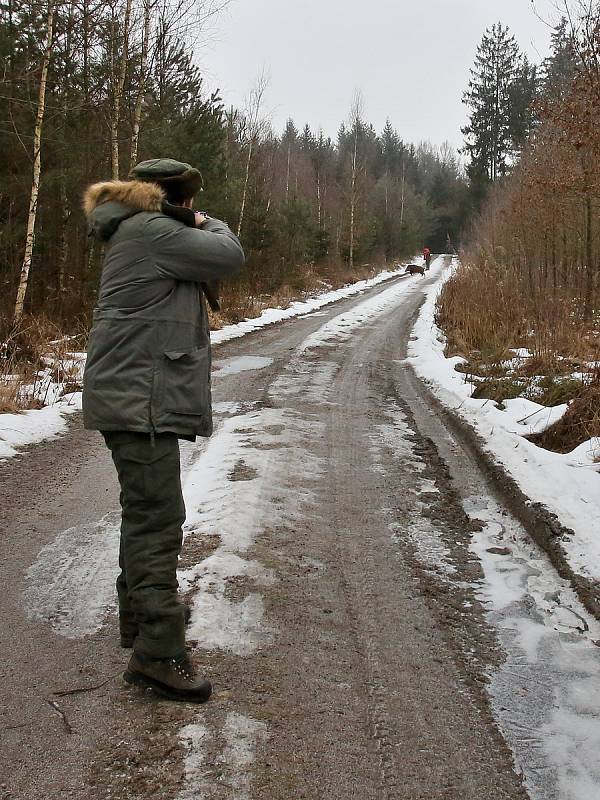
xmin=169 ymin=654 xmax=195 ymax=682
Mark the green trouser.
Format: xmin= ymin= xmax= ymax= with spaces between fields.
xmin=103 ymin=431 xmax=186 ymax=658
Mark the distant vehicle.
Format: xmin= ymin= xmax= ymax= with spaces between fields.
xmin=406 ymin=264 xmax=425 ymax=276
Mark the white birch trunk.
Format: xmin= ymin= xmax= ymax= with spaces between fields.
xmin=349 ymin=130 xmax=358 ymax=270
xmin=400 ymin=160 xmax=406 ymax=228
xmin=237 ymin=140 xmax=253 ymax=237
xmin=13 ymin=0 xmax=56 ymax=325
xmin=129 ymin=0 xmax=152 ymax=169
xmin=237 ymin=72 xmax=268 ymax=238
xmin=316 ymin=169 xmax=322 ymax=229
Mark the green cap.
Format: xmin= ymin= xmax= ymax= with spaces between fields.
xmin=129 ymin=158 xmax=203 ymax=196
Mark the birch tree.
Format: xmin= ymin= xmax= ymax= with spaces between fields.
xmin=129 ymin=0 xmax=154 ymax=169
xmin=237 ymin=71 xmax=269 ymax=238
xmin=347 ymin=92 xmax=364 ymax=270
xmin=13 ymin=0 xmax=56 ymax=325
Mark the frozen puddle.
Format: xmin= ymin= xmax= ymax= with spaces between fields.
xmin=212 ymin=356 xmax=273 ymax=377
xmin=466 ymin=494 xmax=600 ymax=800
xmin=182 ymin=552 xmax=276 ymax=656
xmin=23 ymin=512 xmax=120 ymax=637
xmin=177 ymin=713 xmax=268 ymax=800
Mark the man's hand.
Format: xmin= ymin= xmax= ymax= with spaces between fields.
xmin=194 ymin=212 xmax=209 ymax=228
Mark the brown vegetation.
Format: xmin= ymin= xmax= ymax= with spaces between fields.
xmin=438 ymin=7 xmax=600 ymax=453
xmin=0 ymin=316 xmax=85 ymax=413
xmin=528 ymin=378 xmax=600 ymax=453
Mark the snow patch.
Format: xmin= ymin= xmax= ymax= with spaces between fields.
xmin=297 ymin=275 xmax=425 ymax=353
xmin=270 ymin=360 xmax=339 ymax=404
xmin=188 ymin=593 xmax=272 ymax=656
xmin=212 ymin=356 xmax=274 ymax=377
xmin=176 ymin=714 xmax=267 ymax=800
xmin=177 ymin=723 xmax=211 ymax=800
xmin=370 ymin=399 xmax=455 ymax=576
xmin=23 ymin=511 xmax=119 ymax=637
xmin=179 ymin=408 xmax=322 ymax=655
xmin=221 ymin=713 xmax=268 ymax=800
xmin=466 ymin=494 xmax=600 ymax=800
xmin=0 ymin=393 xmax=81 ymax=459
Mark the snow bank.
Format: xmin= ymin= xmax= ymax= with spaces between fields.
xmin=407 ymin=259 xmax=600 ymax=583
xmin=0 ymin=392 xmax=81 ymax=459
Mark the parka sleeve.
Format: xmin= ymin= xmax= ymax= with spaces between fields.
xmin=145 ymin=215 xmax=245 ymax=282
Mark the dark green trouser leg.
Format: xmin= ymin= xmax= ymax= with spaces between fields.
xmin=103 ymin=431 xmax=187 ymax=658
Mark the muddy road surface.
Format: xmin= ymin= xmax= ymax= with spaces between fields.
xmin=2 ymin=257 xmax=600 ymax=800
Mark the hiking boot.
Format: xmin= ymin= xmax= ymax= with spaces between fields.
xmin=120 ymin=603 xmax=192 ymax=648
xmin=124 ymin=651 xmax=212 ymax=703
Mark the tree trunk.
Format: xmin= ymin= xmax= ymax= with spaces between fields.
xmin=13 ymin=0 xmax=56 ymax=325
xmin=57 ymin=179 xmax=71 ymax=303
xmin=285 ymin=142 xmax=291 ymax=204
xmin=129 ymin=0 xmax=152 ymax=169
xmin=237 ymin=140 xmax=253 ymax=237
xmin=584 ymin=191 xmax=593 ymax=319
xmin=316 ymin=169 xmax=322 ymax=229
xmin=349 ymin=129 xmax=358 ymax=269
xmin=400 ymin=161 xmax=406 ymax=228
xmin=111 ymin=0 xmax=133 ymax=180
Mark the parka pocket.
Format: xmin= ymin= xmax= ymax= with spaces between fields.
xmin=159 ymin=346 xmax=211 ymax=416
xmin=116 ymin=434 xmax=183 ymax=502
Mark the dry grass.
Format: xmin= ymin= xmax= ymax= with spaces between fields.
xmin=0 ymin=314 xmax=85 ymax=413
xmin=528 ymin=378 xmax=600 ymax=453
xmin=437 ymin=257 xmax=600 ymax=452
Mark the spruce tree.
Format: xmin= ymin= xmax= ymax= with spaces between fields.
xmin=509 ymin=56 xmax=539 ymax=155
xmin=542 ymin=17 xmax=577 ymax=100
xmin=462 ymin=23 xmax=522 ymax=183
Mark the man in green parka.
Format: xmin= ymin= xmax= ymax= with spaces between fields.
xmin=83 ymin=159 xmax=244 ymax=702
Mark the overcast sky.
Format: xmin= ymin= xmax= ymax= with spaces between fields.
xmin=198 ymin=0 xmax=560 ymax=153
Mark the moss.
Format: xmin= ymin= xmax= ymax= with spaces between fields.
xmin=471 ymin=377 xmax=525 ymax=403
xmin=528 ymin=376 xmax=584 ymax=406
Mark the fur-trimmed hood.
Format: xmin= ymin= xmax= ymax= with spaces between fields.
xmin=83 ymin=180 xmax=165 ymax=242
xmin=83 ymin=180 xmax=164 ymax=217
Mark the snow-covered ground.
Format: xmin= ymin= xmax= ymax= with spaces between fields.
xmin=408 ymin=258 xmax=600 ymax=585
xmin=0 ymin=264 xmax=415 ymax=460
xmin=0 ymin=349 xmax=84 ymax=458
xmin=0 ymin=393 xmax=81 ymax=459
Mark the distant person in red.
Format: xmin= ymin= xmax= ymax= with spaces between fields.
xmin=423 ymin=247 xmax=432 ymax=269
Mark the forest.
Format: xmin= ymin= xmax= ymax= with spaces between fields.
xmin=0 ymin=0 xmax=471 ymax=333
xmin=1 ymin=0 xmax=599 ymax=441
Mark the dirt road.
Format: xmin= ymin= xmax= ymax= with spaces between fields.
xmin=2 ymin=258 xmax=599 ymax=800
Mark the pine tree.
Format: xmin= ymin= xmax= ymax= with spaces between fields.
xmin=542 ymin=17 xmax=577 ymax=100
xmin=509 ymin=56 xmax=538 ymax=155
xmin=462 ymin=23 xmax=523 ymax=184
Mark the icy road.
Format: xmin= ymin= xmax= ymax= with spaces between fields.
xmin=2 ymin=257 xmax=600 ymax=800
